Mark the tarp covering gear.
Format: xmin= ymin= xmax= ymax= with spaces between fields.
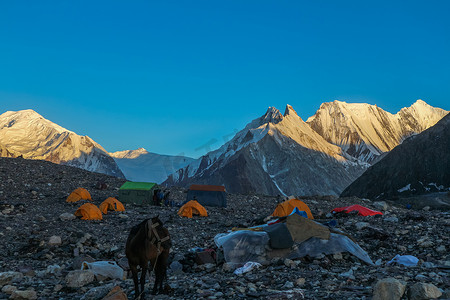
xmin=99 ymin=197 xmax=125 ymax=214
xmin=66 ymin=188 xmax=92 ymax=203
xmin=74 ymin=203 xmax=103 ymax=220
xmin=82 ymin=261 xmax=124 ymax=279
xmin=263 ymin=223 xmax=294 ymax=249
xmin=118 ymin=181 xmax=157 ymax=205
xmin=186 ymin=184 xmax=227 ymax=207
xmin=332 ymin=204 xmax=383 ymax=216
xmin=178 ymin=200 xmax=208 ymax=218
xmin=272 ymin=198 xmax=314 ymax=219
xmin=285 ymin=213 xmax=330 ymax=243
xmin=215 ymin=231 xmax=269 ymax=266
xmin=288 ymin=233 xmax=374 ymax=265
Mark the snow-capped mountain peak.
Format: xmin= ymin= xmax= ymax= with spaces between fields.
xmin=110 ymin=148 xmax=149 ymax=159
xmin=283 ymin=104 xmax=300 ymax=118
xmin=306 ymin=99 xmax=448 ymax=163
xmin=164 ymin=104 xmax=362 ymax=195
xmin=0 ymin=109 xmax=124 ymax=178
xmin=1 ymin=109 xmax=74 ymax=135
xmin=261 ymin=107 xmax=283 ymax=124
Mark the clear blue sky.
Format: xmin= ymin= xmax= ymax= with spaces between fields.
xmin=1 ymin=1 xmax=449 ymax=158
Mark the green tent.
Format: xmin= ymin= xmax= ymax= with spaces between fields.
xmin=118 ymin=181 xmax=157 ymax=205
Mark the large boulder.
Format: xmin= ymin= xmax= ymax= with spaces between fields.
xmin=65 ymin=270 xmax=95 ymax=288
xmin=372 ymin=278 xmax=406 ymax=300
xmin=408 ymin=283 xmax=442 ymax=300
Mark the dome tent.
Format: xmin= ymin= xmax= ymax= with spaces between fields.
xmin=272 ymin=198 xmax=314 ymax=219
xmin=99 ymin=197 xmax=125 ymax=214
xmin=178 ymin=200 xmax=208 ymax=218
xmin=74 ymin=203 xmax=103 ymax=220
xmin=66 ymin=188 xmax=92 ymax=203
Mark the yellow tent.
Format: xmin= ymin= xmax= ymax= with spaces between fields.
xmin=272 ymin=198 xmax=314 ymax=219
xmin=66 ymin=188 xmax=92 ymax=203
xmin=99 ymin=197 xmax=125 ymax=214
xmin=74 ymin=203 xmax=103 ymax=220
xmin=178 ymin=200 xmax=208 ymax=218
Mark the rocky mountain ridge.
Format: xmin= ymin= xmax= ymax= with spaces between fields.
xmin=341 ymin=112 xmax=450 ymax=200
xmin=165 ymin=100 xmax=447 ymax=196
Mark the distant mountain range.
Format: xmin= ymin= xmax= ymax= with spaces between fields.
xmin=0 ymin=100 xmax=447 ymax=195
xmin=0 ymin=109 xmax=125 ymax=178
xmin=164 ymin=100 xmax=448 ymax=196
xmin=109 ymin=148 xmax=194 ymax=183
xmin=341 ymin=112 xmax=450 ymax=199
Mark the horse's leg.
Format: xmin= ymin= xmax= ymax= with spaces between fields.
xmin=139 ymin=264 xmax=147 ymax=299
xmin=151 ymin=257 xmax=159 ymax=295
xmin=130 ymin=264 xmax=139 ymax=299
xmin=158 ymin=251 xmax=169 ymax=294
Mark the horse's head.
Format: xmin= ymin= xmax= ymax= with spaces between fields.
xmin=146 ymin=216 xmax=171 ymax=251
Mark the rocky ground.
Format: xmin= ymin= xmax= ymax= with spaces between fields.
xmin=0 ymin=157 xmax=449 ymax=299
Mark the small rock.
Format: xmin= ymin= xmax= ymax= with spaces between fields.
xmin=48 ymin=235 xmax=62 ymax=246
xmin=283 ymin=281 xmax=294 ymax=289
xmin=53 ymin=285 xmax=63 ymax=292
xmin=355 ymin=222 xmax=370 ymax=230
xmin=101 ymin=286 xmax=128 ymax=300
xmin=170 ymin=261 xmax=183 ymax=274
xmin=422 ymin=262 xmax=435 ymax=268
xmin=436 ymin=245 xmax=446 ymax=253
xmin=420 ymin=241 xmax=434 ymax=248
xmin=65 ymin=270 xmax=95 ymax=288
xmin=59 ymin=213 xmax=76 ymax=221
xmin=296 ymin=278 xmax=306 ymax=286
xmin=80 ymin=283 xmax=114 ymax=300
xmin=422 ymin=206 xmax=430 ymax=211
xmin=373 ymin=201 xmax=388 ymax=210
xmin=46 ymin=264 xmax=62 ymax=276
xmin=1 ymin=284 xmax=17 ymax=294
xmin=118 ymin=214 xmax=128 ymax=219
xmin=222 ymin=263 xmax=235 ymax=272
xmin=408 ymin=282 xmax=442 ymax=300
xmin=284 ymin=259 xmax=296 ymax=268
xmin=372 ymin=278 xmax=406 ymax=300
xmin=415 ymin=274 xmax=428 ymax=282
xmin=10 ymin=289 xmax=38 ymax=300
xmin=214 ymin=292 xmax=224 ymax=297
xmin=0 ymin=271 xmax=23 ymax=287
xmin=384 ymin=216 xmax=399 ymax=223
xmin=333 ymin=253 xmax=343 ymax=260
xmin=339 ymin=269 xmax=355 ymax=280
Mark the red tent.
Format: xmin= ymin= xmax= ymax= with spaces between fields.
xmin=332 ymin=204 xmax=383 ymax=217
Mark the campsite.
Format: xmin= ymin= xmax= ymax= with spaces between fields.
xmin=0 ymin=157 xmax=448 ymax=299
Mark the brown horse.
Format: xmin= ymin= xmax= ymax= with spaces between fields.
xmin=125 ymin=216 xmax=171 ymax=299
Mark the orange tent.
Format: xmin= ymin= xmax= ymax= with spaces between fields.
xmin=66 ymin=188 xmax=92 ymax=203
xmin=272 ymin=198 xmax=314 ymax=219
xmin=74 ymin=203 xmax=103 ymax=220
xmin=99 ymin=197 xmax=125 ymax=214
xmin=178 ymin=200 xmax=208 ymax=218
